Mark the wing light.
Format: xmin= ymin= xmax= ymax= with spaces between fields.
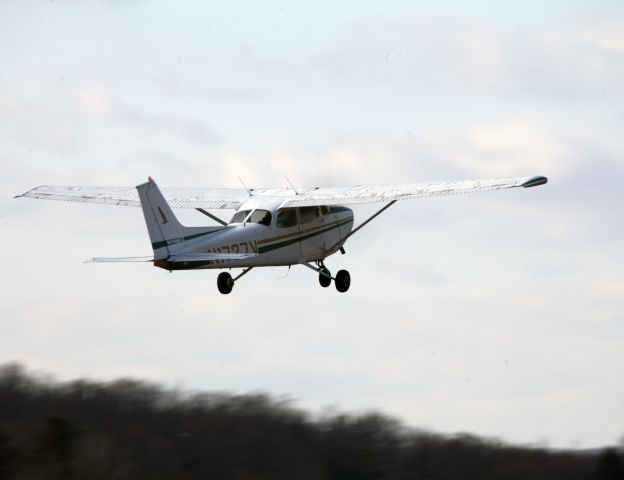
xmin=521 ymin=176 xmax=548 ymax=188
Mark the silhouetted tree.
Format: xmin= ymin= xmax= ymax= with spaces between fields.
xmin=596 ymin=448 xmax=624 ymax=480
xmin=0 ymin=427 xmax=16 ymax=479
xmin=0 ymin=363 xmax=610 ymax=480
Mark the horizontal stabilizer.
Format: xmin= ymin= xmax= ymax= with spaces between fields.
xmin=86 ymin=252 xmax=257 ymax=263
xmin=85 ymin=256 xmax=154 ymax=263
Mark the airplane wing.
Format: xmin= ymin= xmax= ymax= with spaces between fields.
xmin=17 ymin=176 xmax=546 ymax=210
xmin=278 ymin=176 xmax=548 ymax=207
xmin=16 ymin=185 xmax=250 ymax=210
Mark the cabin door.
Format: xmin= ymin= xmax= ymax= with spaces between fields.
xmin=299 ymin=207 xmax=339 ymax=260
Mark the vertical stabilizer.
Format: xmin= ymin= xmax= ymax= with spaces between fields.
xmin=136 ymin=178 xmax=187 ymax=260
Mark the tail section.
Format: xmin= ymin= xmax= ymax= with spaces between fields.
xmin=137 ymin=178 xmax=187 ymax=259
xmin=136 ymin=178 xmax=224 ymax=260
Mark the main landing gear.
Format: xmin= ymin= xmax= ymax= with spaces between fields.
xmin=217 ymin=267 xmax=253 ymax=295
xmin=217 ymin=263 xmax=351 ymax=294
xmin=217 ymin=272 xmax=234 ymax=294
xmin=312 ymin=261 xmax=351 ymax=293
xmin=334 ymin=269 xmax=351 ymax=293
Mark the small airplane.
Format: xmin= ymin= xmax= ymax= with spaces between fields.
xmin=16 ymin=175 xmax=547 ymax=294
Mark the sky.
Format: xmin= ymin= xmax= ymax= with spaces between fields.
xmin=1 ymin=0 xmax=623 ymax=449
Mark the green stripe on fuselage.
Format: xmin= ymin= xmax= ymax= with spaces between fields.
xmin=258 ymin=218 xmax=352 ymax=255
xmin=152 ymin=228 xmax=227 ymax=250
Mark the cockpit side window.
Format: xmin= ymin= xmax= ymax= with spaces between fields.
xmin=299 ymin=206 xmax=320 ymax=224
xmin=276 ymin=208 xmax=298 ymax=228
xmin=247 ymin=209 xmax=272 ymax=226
xmin=230 ymin=210 xmax=251 ymax=224
xmin=320 ymin=206 xmax=330 ymax=216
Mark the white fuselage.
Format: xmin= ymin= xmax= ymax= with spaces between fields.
xmin=155 ymin=197 xmax=354 ymax=271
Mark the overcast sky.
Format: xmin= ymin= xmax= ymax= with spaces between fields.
xmin=1 ymin=0 xmax=623 ymax=449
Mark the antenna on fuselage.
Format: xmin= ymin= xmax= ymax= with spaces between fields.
xmin=238 ymin=177 xmax=253 ymax=196
xmin=285 ymin=176 xmax=299 ymax=195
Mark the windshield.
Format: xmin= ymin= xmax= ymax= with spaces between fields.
xmin=229 ymin=210 xmax=251 ymax=224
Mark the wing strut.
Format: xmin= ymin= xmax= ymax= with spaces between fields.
xmin=301 ymin=261 xmax=335 ymax=280
xmin=327 ymin=200 xmax=397 ymax=252
xmin=233 ymin=267 xmax=253 ymax=282
xmin=195 ymin=208 xmax=228 ymax=226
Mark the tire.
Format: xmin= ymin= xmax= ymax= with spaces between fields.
xmin=319 ymin=268 xmax=331 ymax=288
xmin=335 ymin=270 xmax=350 ymax=293
xmin=217 ymin=272 xmax=234 ymax=294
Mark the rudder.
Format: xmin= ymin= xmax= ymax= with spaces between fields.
xmin=136 ymin=178 xmax=188 ymax=260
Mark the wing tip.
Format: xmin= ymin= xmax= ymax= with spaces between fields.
xmin=14 ymin=185 xmax=42 ymax=199
xmin=521 ymin=176 xmax=548 ymax=188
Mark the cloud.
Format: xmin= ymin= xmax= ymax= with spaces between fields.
xmin=312 ymin=15 xmax=624 ymax=100
xmin=460 ymin=115 xmax=569 ymax=177
xmin=29 ymin=0 xmax=146 ymax=6
xmin=2 ymin=2 xmax=623 ymax=450
xmin=73 ymin=83 xmax=116 ymax=117
xmin=574 ymin=18 xmax=624 ymax=56
xmin=0 ymin=76 xmax=227 ymax=189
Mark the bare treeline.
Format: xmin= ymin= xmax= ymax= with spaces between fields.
xmin=0 ymin=363 xmax=621 ymax=480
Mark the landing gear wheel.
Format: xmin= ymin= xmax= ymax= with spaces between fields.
xmin=335 ymin=270 xmax=351 ymax=293
xmin=318 ymin=267 xmax=331 ymax=288
xmin=217 ymin=272 xmax=234 ymax=294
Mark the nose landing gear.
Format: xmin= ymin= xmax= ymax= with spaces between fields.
xmin=319 ymin=266 xmax=332 ymax=288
